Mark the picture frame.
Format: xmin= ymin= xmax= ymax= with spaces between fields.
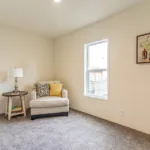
xmin=136 ymin=33 xmax=150 ymax=64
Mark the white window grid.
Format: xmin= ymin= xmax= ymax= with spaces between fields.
xmin=84 ymin=39 xmax=109 ymax=100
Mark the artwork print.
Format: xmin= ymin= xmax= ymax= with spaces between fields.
xmin=136 ymin=33 xmax=150 ymax=64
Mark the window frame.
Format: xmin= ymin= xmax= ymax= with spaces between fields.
xmin=84 ymin=39 xmax=109 ymax=100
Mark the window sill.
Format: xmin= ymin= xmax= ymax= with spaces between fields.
xmin=84 ymin=94 xmax=108 ymax=100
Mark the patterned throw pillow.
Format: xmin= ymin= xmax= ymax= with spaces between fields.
xmin=35 ymin=84 xmax=50 ymax=98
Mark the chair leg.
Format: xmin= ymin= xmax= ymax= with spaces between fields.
xmin=65 ymin=112 xmax=68 ymax=116
xmin=31 ymin=116 xmax=35 ymax=120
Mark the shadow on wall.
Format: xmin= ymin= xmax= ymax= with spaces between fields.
xmin=0 ymin=71 xmax=8 ymax=83
xmin=0 ymin=71 xmax=13 ymax=114
xmin=24 ymin=85 xmax=33 ymax=108
xmin=0 ymin=71 xmax=13 ymax=92
xmin=0 ymin=96 xmax=6 ymax=114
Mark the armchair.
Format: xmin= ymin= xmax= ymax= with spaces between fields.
xmin=29 ymin=81 xmax=69 ymax=120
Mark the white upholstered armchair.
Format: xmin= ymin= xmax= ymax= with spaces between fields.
xmin=29 ymin=81 xmax=69 ymax=120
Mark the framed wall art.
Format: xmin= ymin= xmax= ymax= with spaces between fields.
xmin=136 ymin=33 xmax=150 ymax=64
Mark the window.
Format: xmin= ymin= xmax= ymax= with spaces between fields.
xmin=84 ymin=39 xmax=108 ymax=100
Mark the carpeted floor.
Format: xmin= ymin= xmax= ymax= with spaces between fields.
xmin=0 ymin=110 xmax=150 ymax=150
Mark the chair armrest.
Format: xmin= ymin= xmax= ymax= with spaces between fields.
xmin=62 ymin=89 xmax=68 ymax=98
xmin=31 ymin=89 xmax=36 ymax=100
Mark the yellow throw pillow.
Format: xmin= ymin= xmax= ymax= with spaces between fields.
xmin=50 ymin=83 xmax=62 ymax=97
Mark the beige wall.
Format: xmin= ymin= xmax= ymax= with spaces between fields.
xmin=0 ymin=25 xmax=54 ymax=114
xmin=54 ymin=0 xmax=150 ymax=134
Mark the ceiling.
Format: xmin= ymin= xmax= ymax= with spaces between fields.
xmin=0 ymin=0 xmax=144 ymax=38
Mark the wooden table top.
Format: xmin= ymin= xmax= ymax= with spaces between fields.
xmin=2 ymin=91 xmax=28 ymax=97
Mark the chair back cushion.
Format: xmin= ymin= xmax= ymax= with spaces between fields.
xmin=35 ymin=81 xmax=62 ymax=98
xmin=37 ymin=81 xmax=61 ymax=84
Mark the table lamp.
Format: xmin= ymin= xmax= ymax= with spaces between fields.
xmin=10 ymin=68 xmax=23 ymax=93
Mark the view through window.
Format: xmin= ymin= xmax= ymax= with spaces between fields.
xmin=84 ymin=39 xmax=108 ymax=99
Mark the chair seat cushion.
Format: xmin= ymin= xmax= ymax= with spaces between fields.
xmin=30 ymin=96 xmax=69 ymax=108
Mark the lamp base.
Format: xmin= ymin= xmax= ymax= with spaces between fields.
xmin=13 ymin=77 xmax=20 ymax=94
xmin=13 ymin=90 xmax=20 ymax=94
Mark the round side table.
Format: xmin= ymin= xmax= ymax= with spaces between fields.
xmin=2 ymin=91 xmax=28 ymax=120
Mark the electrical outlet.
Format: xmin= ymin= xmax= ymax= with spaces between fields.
xmin=120 ymin=110 xmax=124 ymax=116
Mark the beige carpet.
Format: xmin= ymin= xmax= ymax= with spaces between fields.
xmin=0 ymin=109 xmax=150 ymax=150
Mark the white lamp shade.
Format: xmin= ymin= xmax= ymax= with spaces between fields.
xmin=10 ymin=68 xmax=23 ymax=78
